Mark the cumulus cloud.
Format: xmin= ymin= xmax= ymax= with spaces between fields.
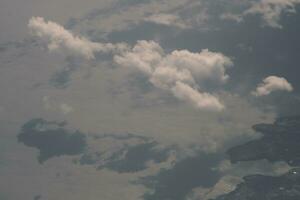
xmin=144 ymin=13 xmax=187 ymax=28
xmin=252 ymin=76 xmax=293 ymax=96
xmin=115 ymin=40 xmax=232 ymax=111
xmin=28 ymin=17 xmax=128 ymax=59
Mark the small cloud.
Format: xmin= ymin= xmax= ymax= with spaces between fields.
xmin=43 ymin=96 xmax=73 ymax=115
xmin=144 ymin=13 xmax=187 ymax=28
xmin=220 ymin=13 xmax=243 ymax=23
xmin=60 ymin=103 xmax=74 ymax=115
xmin=28 ymin=17 xmax=128 ymax=59
xmin=252 ymin=75 xmax=293 ymax=96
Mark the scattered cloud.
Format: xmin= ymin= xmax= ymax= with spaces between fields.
xmin=28 ymin=17 xmax=128 ymax=59
xmin=114 ymin=40 xmax=233 ymax=111
xmin=221 ymin=0 xmax=300 ymax=28
xmin=244 ymin=0 xmax=300 ymax=28
xmin=30 ymin=17 xmax=233 ymax=111
xmin=252 ymin=75 xmax=293 ymax=96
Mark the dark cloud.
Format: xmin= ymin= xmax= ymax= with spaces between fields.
xmin=18 ymin=118 xmax=87 ymax=163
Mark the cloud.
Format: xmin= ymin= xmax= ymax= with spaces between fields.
xmin=144 ymin=13 xmax=187 ymax=28
xmin=220 ymin=13 xmax=243 ymax=23
xmin=43 ymin=96 xmax=74 ymax=115
xmin=28 ymin=17 xmax=128 ymax=59
xmin=244 ymin=0 xmax=300 ymax=28
xmin=220 ymin=0 xmax=300 ymax=28
xmin=252 ymin=75 xmax=293 ymax=96
xmin=114 ymin=40 xmax=233 ymax=111
xmin=29 ymin=18 xmax=232 ymax=111
xmin=172 ymin=82 xmax=224 ymax=111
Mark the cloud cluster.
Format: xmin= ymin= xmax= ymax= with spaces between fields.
xmin=114 ymin=40 xmax=233 ymax=111
xmin=28 ymin=17 xmax=128 ymax=59
xmin=252 ymin=76 xmax=293 ymax=96
xmin=28 ymin=17 xmax=234 ymax=111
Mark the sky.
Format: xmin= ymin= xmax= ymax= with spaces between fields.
xmin=0 ymin=0 xmax=300 ymax=200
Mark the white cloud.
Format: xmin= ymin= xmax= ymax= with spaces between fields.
xmin=144 ymin=13 xmax=187 ymax=28
xmin=252 ymin=75 xmax=293 ymax=96
xmin=115 ymin=40 xmax=232 ymax=111
xmin=172 ymin=82 xmax=224 ymax=111
xmin=28 ymin=17 xmax=128 ymax=59
xmin=244 ymin=0 xmax=300 ymax=28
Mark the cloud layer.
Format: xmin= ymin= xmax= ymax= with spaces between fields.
xmin=28 ymin=17 xmax=128 ymax=59
xmin=252 ymin=76 xmax=293 ymax=96
xmin=115 ymin=40 xmax=233 ymax=111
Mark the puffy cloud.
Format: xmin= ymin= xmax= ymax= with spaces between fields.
xmin=252 ymin=76 xmax=293 ymax=96
xmin=28 ymin=17 xmax=128 ymax=59
xmin=115 ymin=40 xmax=233 ymax=111
xmin=144 ymin=13 xmax=187 ymax=28
xmin=244 ymin=0 xmax=300 ymax=28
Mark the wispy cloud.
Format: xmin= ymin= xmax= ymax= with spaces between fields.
xmin=144 ymin=13 xmax=188 ymax=28
xmin=222 ymin=0 xmax=300 ymax=28
xmin=244 ymin=0 xmax=300 ymax=28
xmin=28 ymin=17 xmax=128 ymax=59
